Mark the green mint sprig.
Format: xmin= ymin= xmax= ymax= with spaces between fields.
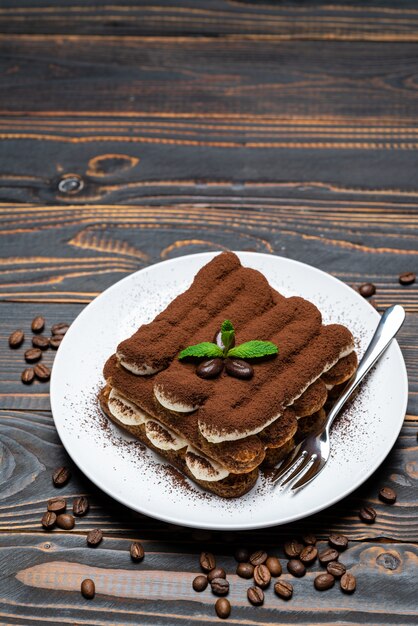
xmin=178 ymin=320 xmax=278 ymax=361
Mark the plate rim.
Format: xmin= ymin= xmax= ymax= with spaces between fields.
xmin=50 ymin=251 xmax=408 ymax=530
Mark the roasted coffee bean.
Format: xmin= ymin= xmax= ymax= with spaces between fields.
xmin=81 ymin=578 xmax=95 ymax=599
xmin=73 ymin=496 xmax=89 ymax=517
xmin=300 ymin=545 xmax=318 ymax=565
xmin=328 ymin=534 xmax=348 ymax=551
xmin=21 ymin=368 xmax=35 ymax=384
xmin=192 ymin=575 xmax=208 ymax=592
xmin=287 ymin=559 xmax=306 ymax=577
xmin=302 ymin=533 xmax=317 ymax=546
xmin=359 ymin=506 xmax=376 ymax=523
xmin=340 ymin=572 xmax=356 ymax=593
xmin=31 ymin=316 xmax=45 ymax=333
xmin=52 ymin=466 xmax=71 ymax=487
xmin=51 ymin=322 xmax=69 ymax=336
xmin=32 ymin=335 xmax=49 ymax=350
xmin=327 ymin=561 xmax=346 ymax=579
xmin=284 ymin=540 xmax=304 ymax=559
xmin=314 ymin=573 xmax=335 ymax=591
xmin=399 ymin=272 xmax=416 ymax=286
xmin=214 ymin=329 xmax=235 ymax=351
xmin=215 ymin=597 xmax=231 ymax=619
xmin=274 ymin=580 xmax=293 ymax=600
xmin=56 ymin=513 xmax=75 ymax=530
xmin=34 ymin=363 xmax=51 ymax=382
xmin=208 ymin=567 xmax=226 ymax=582
xmin=225 ymin=358 xmax=253 ymax=380
xmin=196 ymin=358 xmax=224 ymax=379
xmin=47 ymin=497 xmax=66 ymax=514
xmin=318 ymin=548 xmax=339 ymax=565
xmin=87 ymin=528 xmax=103 ymax=546
xmin=234 ymin=547 xmax=250 ymax=563
xmin=50 ymin=335 xmax=63 ymax=349
xmin=254 ymin=564 xmax=271 ymax=588
xmin=200 ymin=551 xmax=216 ymax=572
xmin=379 ymin=486 xmax=397 ymax=504
xmin=236 ymin=562 xmax=254 ymax=579
xmin=211 ymin=578 xmax=229 ymax=596
xmin=9 ymin=329 xmax=24 ymax=348
xmin=249 ymin=550 xmax=268 ymax=566
xmin=41 ymin=511 xmax=56 ymax=530
xmin=247 ymin=586 xmax=264 ymax=606
xmin=359 ymin=282 xmax=376 ymax=298
xmin=130 ymin=542 xmax=144 ymax=562
xmin=24 ymin=348 xmax=42 ymax=363
xmin=265 ymin=556 xmax=282 ymax=576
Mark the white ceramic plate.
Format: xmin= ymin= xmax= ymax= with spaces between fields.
xmin=50 ymin=252 xmax=408 ymax=530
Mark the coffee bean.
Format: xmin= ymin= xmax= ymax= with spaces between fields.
xmin=41 ymin=511 xmax=56 ymax=530
xmin=340 ymin=572 xmax=356 ymax=594
xmin=225 ymin=358 xmax=254 ymax=380
xmin=56 ymin=513 xmax=75 ymax=530
xmin=34 ymin=363 xmax=51 ymax=382
xmin=287 ymin=559 xmax=306 ymax=577
xmin=318 ymin=548 xmax=339 ymax=565
xmin=73 ymin=496 xmax=89 ymax=517
xmin=87 ymin=528 xmax=103 ymax=546
xmin=24 ymin=348 xmax=42 ymax=363
xmin=379 ymin=486 xmax=397 ymax=504
xmin=32 ymin=335 xmax=50 ymax=350
xmin=302 ymin=533 xmax=317 ymax=545
xmin=200 ymin=551 xmax=216 ymax=572
xmin=236 ymin=562 xmax=254 ymax=579
xmin=284 ymin=540 xmax=304 ymax=559
xmin=9 ymin=329 xmax=24 ymax=348
xmin=21 ymin=368 xmax=35 ymax=384
xmin=51 ymin=322 xmax=69 ymax=336
xmin=254 ymin=564 xmax=271 ymax=588
xmin=211 ymin=578 xmax=229 ymax=596
xmin=214 ymin=330 xmax=235 ymax=351
xmin=300 ymin=545 xmax=318 ymax=565
xmin=328 ymin=534 xmax=348 ymax=551
xmin=327 ymin=561 xmax=346 ymax=578
xmin=130 ymin=542 xmax=144 ymax=562
xmin=208 ymin=567 xmax=226 ymax=582
xmin=192 ymin=575 xmax=208 ymax=592
xmin=314 ymin=573 xmax=335 ymax=591
xmin=196 ymin=358 xmax=224 ymax=379
xmin=247 ymin=586 xmax=264 ymax=606
xmin=81 ymin=578 xmax=95 ymax=599
xmin=274 ymin=580 xmax=293 ymax=600
xmin=52 ymin=466 xmax=71 ymax=487
xmin=215 ymin=597 xmax=231 ymax=619
xmin=234 ymin=547 xmax=250 ymax=563
xmin=249 ymin=550 xmax=268 ymax=566
xmin=399 ymin=272 xmax=416 ymax=286
xmin=31 ymin=316 xmax=45 ymax=333
xmin=50 ymin=335 xmax=63 ymax=349
xmin=265 ymin=556 xmax=282 ymax=576
xmin=359 ymin=283 xmax=376 ymax=298
xmin=47 ymin=497 xmax=66 ymax=514
xmin=359 ymin=506 xmax=376 ymax=524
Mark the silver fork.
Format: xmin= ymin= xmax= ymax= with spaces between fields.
xmin=272 ymin=304 xmax=405 ymax=493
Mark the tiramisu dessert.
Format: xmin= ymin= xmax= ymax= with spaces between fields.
xmin=100 ymin=252 xmax=357 ymax=497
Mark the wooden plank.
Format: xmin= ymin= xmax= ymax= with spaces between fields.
xmin=1 ymin=0 xmax=418 ymax=41
xmin=1 ymin=38 xmax=418 ymax=117
xmin=0 ymin=409 xmax=417 ymax=541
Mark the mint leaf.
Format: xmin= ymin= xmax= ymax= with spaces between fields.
xmin=227 ymin=340 xmax=278 ymax=359
xmin=221 ymin=319 xmax=235 ymax=354
xmin=179 ymin=342 xmax=223 ymax=360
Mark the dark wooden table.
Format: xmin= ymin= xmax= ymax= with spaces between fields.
xmin=1 ymin=2 xmax=417 ymax=624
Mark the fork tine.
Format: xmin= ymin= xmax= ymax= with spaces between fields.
xmin=278 ymin=450 xmax=311 ymax=488
xmin=271 ymin=442 xmax=303 ymax=485
xmin=291 ymin=456 xmax=322 ymax=491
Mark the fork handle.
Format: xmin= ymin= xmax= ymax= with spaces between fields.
xmin=324 ymin=304 xmax=405 ymax=434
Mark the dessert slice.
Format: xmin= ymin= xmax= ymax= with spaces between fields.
xmin=100 ymin=252 xmax=357 ymax=497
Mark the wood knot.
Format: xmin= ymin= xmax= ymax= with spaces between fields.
xmin=87 ymin=154 xmax=139 ymax=177
xmin=376 ymin=551 xmax=401 ymax=570
xmin=58 ymin=174 xmax=84 ymax=195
